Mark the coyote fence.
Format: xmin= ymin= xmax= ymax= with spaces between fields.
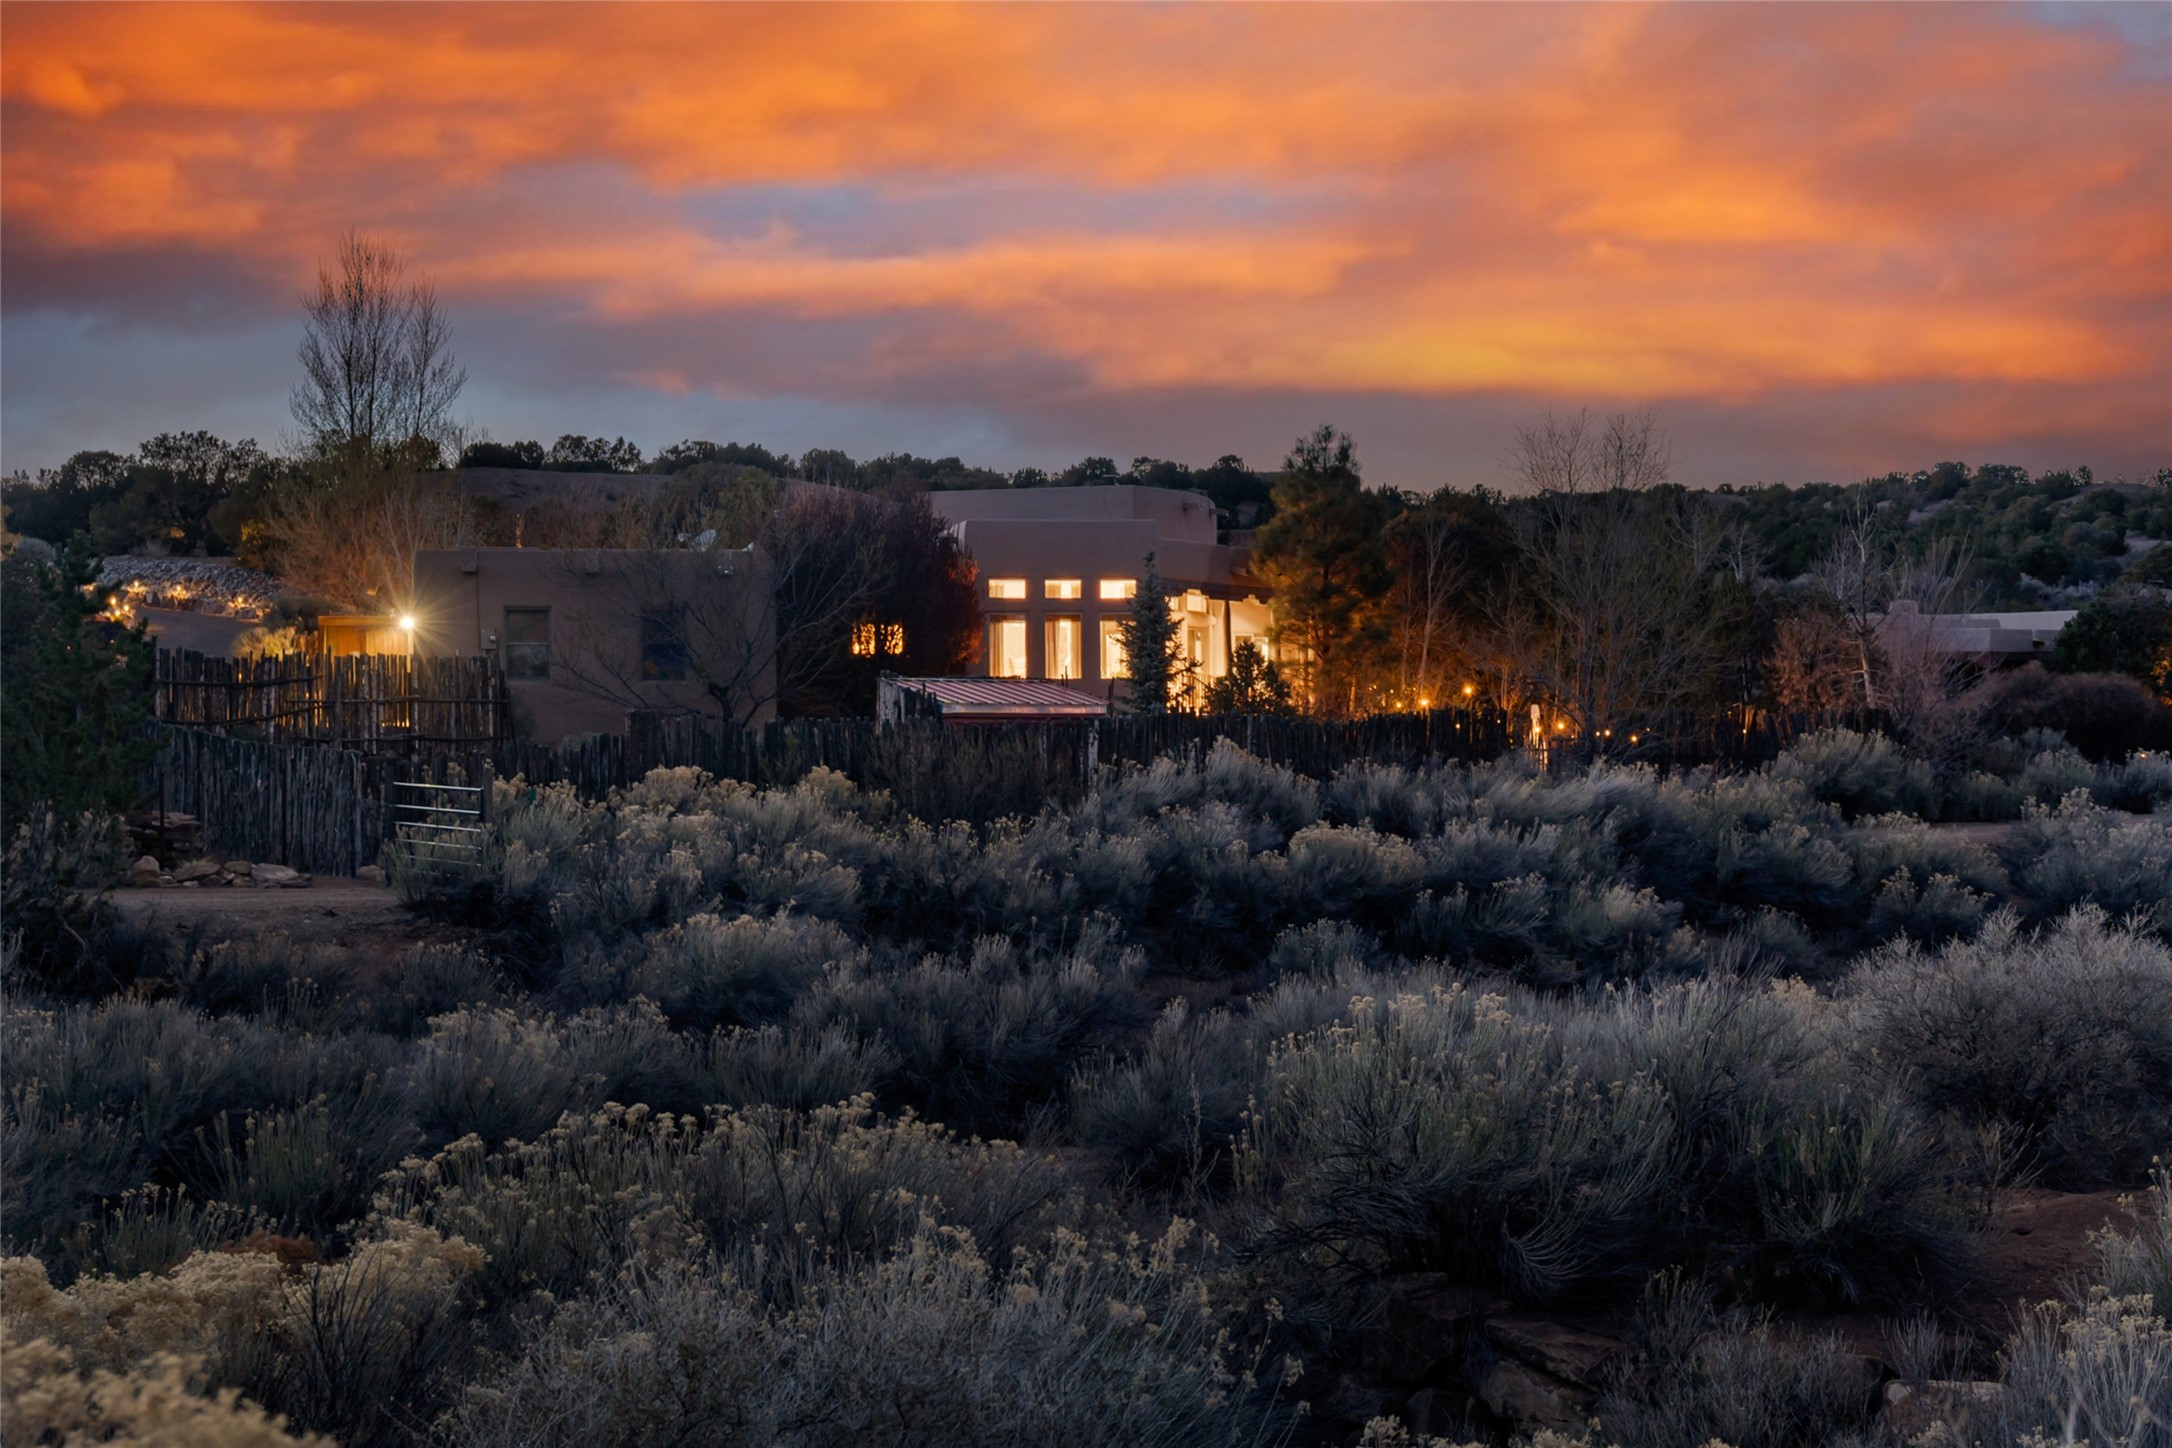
xmin=147 ymin=725 xmax=492 ymax=877
xmin=502 ymin=704 xmax=1828 ymax=813
xmin=154 ymin=649 xmax=508 ymax=754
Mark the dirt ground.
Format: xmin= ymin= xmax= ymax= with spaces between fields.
xmin=107 ymin=877 xmax=443 ymax=956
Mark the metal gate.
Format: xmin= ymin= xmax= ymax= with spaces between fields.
xmin=389 ymin=777 xmax=490 ymax=883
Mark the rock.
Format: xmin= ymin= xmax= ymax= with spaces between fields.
xmin=173 ymin=858 xmax=221 ymax=883
xmin=1883 ymin=1380 xmax=2001 ymax=1437
xmin=1475 ymin=1357 xmax=1590 ymax=1430
xmin=355 ymin=864 xmax=386 ymax=886
xmin=253 ymin=863 xmax=300 ymax=886
xmin=1486 ymin=1316 xmax=1627 ymax=1391
xmin=130 ymin=855 xmax=161 ymax=883
xmin=156 ymin=875 xmax=178 ymax=887
xmin=225 ymin=860 xmax=253 ymax=877
xmin=180 ymin=880 xmax=199 ymax=888
xmin=1363 ymin=1274 xmax=1512 ymax=1383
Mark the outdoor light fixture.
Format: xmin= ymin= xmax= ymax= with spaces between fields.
xmin=1462 ymin=683 xmax=1475 ymax=697
xmin=398 ymin=614 xmax=417 ymax=632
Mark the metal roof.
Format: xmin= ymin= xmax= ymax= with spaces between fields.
xmin=890 ymin=676 xmax=1110 ymax=717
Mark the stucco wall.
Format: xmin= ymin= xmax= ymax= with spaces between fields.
xmin=412 ymin=546 xmax=775 ymax=743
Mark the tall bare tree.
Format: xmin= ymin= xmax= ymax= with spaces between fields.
xmin=1501 ymin=409 xmax=1725 ymax=750
xmin=291 ymin=231 xmax=466 ymax=466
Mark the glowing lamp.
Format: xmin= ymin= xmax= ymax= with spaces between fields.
xmin=397 ymin=614 xmax=417 ymax=632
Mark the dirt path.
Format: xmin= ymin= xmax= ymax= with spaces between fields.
xmin=108 ymin=878 xmax=431 ymax=954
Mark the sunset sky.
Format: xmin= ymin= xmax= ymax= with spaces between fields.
xmin=3 ymin=2 xmax=2168 ymax=489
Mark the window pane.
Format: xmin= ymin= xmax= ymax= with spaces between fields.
xmin=641 ymin=606 xmax=688 ymax=681
xmin=1099 ymin=617 xmax=1129 ymax=678
xmin=1045 ymin=579 xmax=1082 ymax=600
xmin=1045 ymin=615 xmax=1082 ymax=679
xmin=989 ymin=615 xmax=1028 ymax=678
xmin=1098 ymin=578 xmax=1136 ymax=601
xmin=503 ymin=607 xmax=551 ymax=679
xmin=988 ymin=578 xmax=1027 ymax=600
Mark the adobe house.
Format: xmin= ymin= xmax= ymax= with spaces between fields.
xmin=926 ymin=485 xmax=1272 ymax=700
xmin=410 ymin=546 xmax=776 ymax=743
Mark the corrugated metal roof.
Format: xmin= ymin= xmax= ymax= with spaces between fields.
xmin=892 ymin=677 xmax=1110 ymax=716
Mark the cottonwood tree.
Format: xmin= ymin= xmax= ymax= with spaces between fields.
xmin=291 ymin=231 xmax=465 ymax=467
xmin=1251 ymin=425 xmax=1392 ymax=716
xmin=1501 ymin=409 xmax=1730 ymax=751
xmin=263 ymin=232 xmax=473 ymax=606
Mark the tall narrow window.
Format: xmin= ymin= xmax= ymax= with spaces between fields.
xmin=1098 ymin=617 xmax=1129 ymax=679
xmin=988 ymin=578 xmax=1027 ymax=600
xmin=1045 ymin=616 xmax=1083 ymax=679
xmin=640 ymin=606 xmax=688 ymax=680
xmin=503 ymin=607 xmax=551 ymax=679
xmin=989 ymin=615 xmax=1028 ymax=678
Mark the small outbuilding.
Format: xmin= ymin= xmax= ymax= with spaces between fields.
xmin=878 ymin=674 xmax=1109 ymax=725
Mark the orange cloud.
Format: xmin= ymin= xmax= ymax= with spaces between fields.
xmin=2 ymin=2 xmax=2165 ymax=443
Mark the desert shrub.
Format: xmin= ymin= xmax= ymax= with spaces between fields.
xmin=2014 ymin=740 xmax=2103 ymax=806
xmin=1863 ymin=869 xmax=1991 ymax=944
xmin=1236 ymin=983 xmax=1678 ymax=1295
xmin=1071 ymin=1001 xmax=1258 ymax=1187
xmin=631 ymin=911 xmax=857 ymax=1030
xmin=1594 ymin=1273 xmax=1876 ymax=1448
xmin=207 ymin=1089 xmax=417 ymax=1237
xmin=4 ymin=1225 xmax=484 ymax=1448
xmin=1969 ymin=1289 xmax=2172 ymax=1448
xmin=410 ymin=1007 xmax=583 ymax=1146
xmin=377 ymin=1099 xmax=1073 ymax=1308
xmin=0 ymin=999 xmax=384 ymax=1256
xmin=1840 ymin=909 xmax=2172 ymax=1184
xmin=47 ymin=1186 xmax=263 ymax=1284
xmin=1747 ymin=1092 xmax=1961 ymax=1304
xmin=561 ymin=998 xmax=706 ymax=1115
xmin=445 ymin=1219 xmax=1285 ymax=1448
xmin=2011 ymin=792 xmax=2172 ymax=932
xmin=367 ymin=944 xmax=511 ymax=1036
xmin=173 ymin=935 xmax=353 ymax=1017
xmin=0 ymin=1323 xmax=334 ymax=1448
xmin=2093 ymin=1165 xmax=2172 ymax=1323
xmin=1263 ymin=919 xmax=1382 ymax=979
xmin=1 ymin=808 xmax=129 ymax=996
xmin=1768 ymin=729 xmax=1936 ymax=820
xmin=2103 ymin=750 xmax=2172 ymax=813
xmin=804 ymin=928 xmax=1144 ymax=1134
xmin=698 ymin=1022 xmax=895 ymax=1110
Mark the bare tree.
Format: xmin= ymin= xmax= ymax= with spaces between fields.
xmin=291 ymin=231 xmax=466 ymax=465
xmin=1500 ymin=409 xmax=1722 ymax=750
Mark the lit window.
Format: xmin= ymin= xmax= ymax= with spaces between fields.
xmin=1045 ymin=616 xmax=1083 ymax=679
xmin=852 ymin=621 xmax=908 ymax=658
xmin=989 ymin=615 xmax=1028 ymax=678
xmin=640 ymin=606 xmax=688 ymax=680
xmin=1098 ymin=578 xmax=1137 ymax=601
xmin=503 ymin=607 xmax=551 ymax=679
xmin=1045 ymin=579 xmax=1082 ymax=600
xmin=1099 ymin=617 xmax=1129 ymax=678
xmin=988 ymin=578 xmax=1027 ymax=600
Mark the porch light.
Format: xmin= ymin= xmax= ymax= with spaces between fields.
xmin=398 ymin=613 xmax=417 ymax=633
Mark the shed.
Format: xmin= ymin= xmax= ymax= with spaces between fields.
xmin=879 ymin=675 xmax=1110 ymax=724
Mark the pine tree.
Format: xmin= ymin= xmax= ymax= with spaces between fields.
xmin=1117 ymin=552 xmax=1190 ymax=714
xmin=1203 ymin=640 xmax=1295 ymax=715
